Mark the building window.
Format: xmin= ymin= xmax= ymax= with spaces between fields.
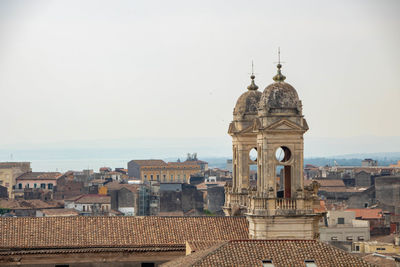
xmin=34 ymin=183 xmax=37 ymax=188
xmin=171 ymin=175 xmax=173 ymax=181
xmin=144 ymin=175 xmax=147 ymax=180
xmin=262 ymin=259 xmax=274 ymax=267
xmin=337 ymin=217 xmax=345 ymax=224
xmin=48 ymin=183 xmax=53 ymax=189
xmin=150 ymin=175 xmax=153 ymax=180
xmin=25 ymin=184 xmax=30 ymax=188
xmin=346 ymin=236 xmax=353 ymax=241
xmin=358 ymin=236 xmax=364 ymax=241
xmin=364 ymin=202 xmax=369 ymax=208
xmin=305 ymin=260 xmax=317 ymax=267
xmin=141 ymin=263 xmax=155 ymax=267
xmin=376 ymin=247 xmax=386 ymax=251
xmin=163 ymin=174 xmax=166 ymax=181
xmin=41 ymin=183 xmax=46 ymax=189
xmin=83 ymin=206 xmax=85 ymax=211
xmin=157 ymin=175 xmax=160 ymax=181
xmin=178 ymin=175 xmax=181 ymax=181
xmin=18 ymin=183 xmax=22 ymax=189
xmin=355 ymin=245 xmax=360 ymax=251
xmin=331 ymin=237 xmax=338 ymax=241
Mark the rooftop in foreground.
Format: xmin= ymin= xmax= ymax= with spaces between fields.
xmin=162 ymin=239 xmax=374 ymax=267
xmin=0 ymin=216 xmax=248 ymax=254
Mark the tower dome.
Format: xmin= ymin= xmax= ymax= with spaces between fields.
xmin=259 ymin=64 xmax=301 ymax=115
xmin=233 ymin=75 xmax=262 ymax=120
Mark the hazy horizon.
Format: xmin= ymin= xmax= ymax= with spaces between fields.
xmin=1 ymin=0 xmax=399 ymax=170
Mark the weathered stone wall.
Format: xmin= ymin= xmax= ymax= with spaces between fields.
xmin=375 ymin=176 xmax=400 ymax=207
xmin=347 ymin=186 xmax=375 ymax=209
xmin=160 ymin=184 xmax=203 ymax=213
xmin=127 ymin=161 xmax=141 ymax=179
xmin=118 ymin=188 xmax=135 ymax=208
xmin=54 ymin=175 xmax=84 ymax=200
xmin=355 ymin=172 xmax=371 ymax=187
xmin=207 ymin=186 xmax=225 ymax=214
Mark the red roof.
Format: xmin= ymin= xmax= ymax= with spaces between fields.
xmin=346 ymin=208 xmax=383 ymax=219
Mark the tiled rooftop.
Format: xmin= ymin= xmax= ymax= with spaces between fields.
xmin=130 ymin=160 xmax=167 ymax=166
xmin=16 ymin=172 xmax=62 ymax=180
xmin=346 ymin=208 xmax=383 ymax=219
xmin=162 ymin=240 xmax=374 ymax=267
xmin=0 ymin=216 xmax=248 ymax=251
xmin=66 ymin=194 xmax=111 ymax=204
xmin=304 ymin=179 xmax=345 ymax=187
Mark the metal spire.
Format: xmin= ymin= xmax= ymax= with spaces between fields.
xmin=273 ymin=47 xmax=286 ymax=82
xmin=247 ymin=60 xmax=258 ymax=90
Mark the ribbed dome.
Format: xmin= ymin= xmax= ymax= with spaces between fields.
xmin=234 ymin=90 xmax=262 ymax=116
xmin=233 ymin=75 xmax=262 ymax=117
xmin=258 ymin=64 xmax=301 ymax=114
xmin=260 ymin=81 xmax=300 ymax=110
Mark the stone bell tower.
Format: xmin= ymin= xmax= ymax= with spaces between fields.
xmin=223 ymin=74 xmax=261 ymax=216
xmin=224 ymin=59 xmax=322 ymax=240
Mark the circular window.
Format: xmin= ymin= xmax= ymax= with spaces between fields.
xmin=249 ymin=147 xmax=257 ymax=162
xmin=275 ymin=146 xmax=291 ymax=162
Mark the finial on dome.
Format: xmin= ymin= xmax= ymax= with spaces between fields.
xmin=247 ymin=61 xmax=259 ymax=90
xmin=273 ymin=47 xmax=286 ymax=82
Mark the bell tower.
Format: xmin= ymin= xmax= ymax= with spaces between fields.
xmin=224 ymin=57 xmax=322 ymax=240
xmin=223 ymin=73 xmax=261 ymax=216
xmin=246 ymin=63 xmax=322 ymax=239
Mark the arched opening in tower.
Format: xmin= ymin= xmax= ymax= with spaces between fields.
xmin=275 ymin=146 xmax=292 ymax=198
xmin=249 ymin=147 xmax=258 ymax=185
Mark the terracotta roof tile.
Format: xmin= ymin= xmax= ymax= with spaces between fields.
xmin=305 ymin=179 xmax=345 ymax=187
xmin=71 ymin=194 xmax=111 ymax=204
xmin=16 ymin=172 xmax=62 ymax=180
xmin=0 ymin=216 xmax=248 ymax=250
xmin=162 ymin=240 xmax=374 ymax=267
xmin=346 ymin=208 xmax=383 ymax=219
xmin=130 ymin=160 xmax=167 ymax=166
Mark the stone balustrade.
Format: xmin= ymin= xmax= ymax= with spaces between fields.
xmin=247 ymin=196 xmax=315 ymax=215
xmin=275 ymin=198 xmax=297 ymax=210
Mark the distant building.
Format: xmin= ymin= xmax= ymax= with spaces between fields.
xmin=0 ymin=162 xmax=31 ymax=199
xmin=64 ymin=194 xmax=111 ymax=215
xmin=319 ymin=210 xmax=370 ymax=251
xmin=0 ymin=199 xmax=63 ymax=217
xmin=128 ymin=159 xmax=201 ymax=183
xmin=346 ymin=208 xmax=387 ymax=235
xmin=105 ymin=181 xmax=140 ymax=216
xmin=14 ymin=172 xmax=62 ymax=199
xmin=53 ymin=172 xmax=84 ymax=200
xmin=159 ymin=183 xmax=203 ymax=215
xmin=352 ymin=240 xmax=400 ymax=254
xmin=362 ymin=159 xmax=378 ymax=167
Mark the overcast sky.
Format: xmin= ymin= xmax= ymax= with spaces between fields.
xmin=0 ymin=0 xmax=399 ymax=158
